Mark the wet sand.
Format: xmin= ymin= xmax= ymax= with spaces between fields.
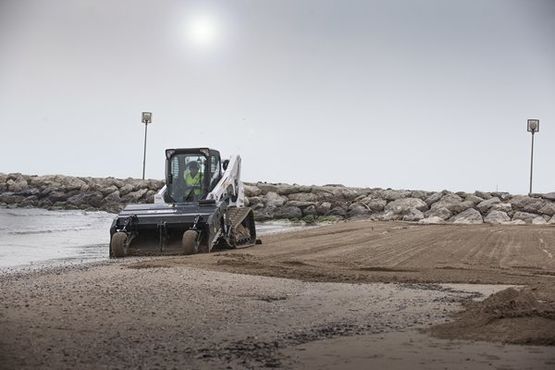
xmin=285 ymin=331 xmax=555 ymax=370
xmin=1 ymin=220 xmax=555 ymax=369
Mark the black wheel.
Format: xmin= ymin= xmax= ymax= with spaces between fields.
xmin=111 ymin=232 xmax=128 ymax=258
xmin=182 ymin=230 xmax=199 ymax=255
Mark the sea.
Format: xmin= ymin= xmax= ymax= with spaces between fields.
xmin=0 ymin=208 xmax=300 ymax=270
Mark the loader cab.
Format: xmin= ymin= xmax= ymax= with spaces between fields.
xmin=164 ymin=148 xmax=222 ymax=203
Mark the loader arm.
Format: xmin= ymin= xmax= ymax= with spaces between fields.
xmin=206 ymin=155 xmax=245 ymax=207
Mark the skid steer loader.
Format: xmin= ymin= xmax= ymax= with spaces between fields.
xmin=109 ymin=148 xmax=258 ymax=257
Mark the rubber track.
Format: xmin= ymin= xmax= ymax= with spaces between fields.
xmin=227 ymin=207 xmax=252 ymax=229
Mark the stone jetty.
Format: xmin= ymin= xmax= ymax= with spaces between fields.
xmin=1 ymin=173 xmax=555 ymax=225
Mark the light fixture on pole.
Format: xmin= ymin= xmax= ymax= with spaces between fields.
xmin=141 ymin=112 xmax=153 ymax=180
xmin=527 ymin=119 xmax=539 ymax=195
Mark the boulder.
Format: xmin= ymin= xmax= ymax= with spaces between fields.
xmin=491 ymin=202 xmax=512 ymax=214
xmin=540 ymin=192 xmax=555 ymax=201
xmin=316 ymin=202 xmax=332 ymax=215
xmin=302 ymin=205 xmax=318 ymax=217
xmin=491 ymin=192 xmax=511 ymax=201
xmin=360 ymin=197 xmax=387 ymax=212
xmin=431 ymin=194 xmax=473 ymax=214
xmin=419 ymin=216 xmax=445 ymax=224
xmin=548 ymin=216 xmax=555 ymax=224
xmin=256 ymin=183 xmax=282 ymax=194
xmin=254 ymin=207 xmax=275 ymax=221
xmin=328 ymin=206 xmax=347 ymax=217
xmin=464 ymin=194 xmax=484 ymax=205
xmin=276 ymin=184 xmax=312 ymax=195
xmin=243 ymin=184 xmax=262 ymax=197
xmin=124 ymin=188 xmax=149 ymax=202
xmin=410 ymin=190 xmax=430 ymax=200
xmin=38 ymin=198 xmax=53 ymax=208
xmin=286 ymin=200 xmax=316 ymax=208
xmin=67 ymin=192 xmax=104 ymax=208
xmin=310 ymin=189 xmax=335 ymax=202
xmin=474 ymin=191 xmax=492 ymax=200
xmin=103 ymin=190 xmax=121 ymax=203
xmin=247 ymin=196 xmax=264 ymax=207
xmin=15 ymin=188 xmax=40 ymax=197
xmin=274 ymin=205 xmax=302 ymax=219
xmin=6 ymin=178 xmax=28 ymax=193
xmin=100 ymin=185 xmax=119 ymax=196
xmin=63 ymin=177 xmax=87 ymax=191
xmin=146 ymin=179 xmax=164 ymax=191
xmin=510 ymin=195 xmax=546 ymax=213
xmin=425 ymin=191 xmax=445 ymax=206
xmin=119 ymin=183 xmax=134 ymax=196
xmin=484 ymin=210 xmax=511 ymax=224
xmin=538 ymin=202 xmax=555 ymax=216
xmin=385 ymin=198 xmax=428 ymax=215
xmin=532 ymin=216 xmax=547 ymax=225
xmin=0 ymin=193 xmax=24 ymax=204
xmin=402 ymin=209 xmax=424 ymax=222
xmin=451 ymin=208 xmax=483 ymax=224
xmin=287 ymin=192 xmax=319 ymax=203
xmin=144 ymin=190 xmax=156 ymax=203
xmin=381 ymin=210 xmax=402 ymax=221
xmin=316 ymin=186 xmax=363 ymax=201
xmin=476 ymin=197 xmax=500 ymax=214
xmin=264 ymin=192 xmax=287 ymax=207
xmin=20 ymin=195 xmax=39 ymax=207
xmin=31 ymin=175 xmax=64 ymax=189
xmin=424 ymin=206 xmax=452 ymax=220
xmin=452 ymin=201 xmax=476 ymax=215
xmin=347 ymin=203 xmax=370 ymax=218
xmin=48 ymin=190 xmax=71 ymax=202
xmin=375 ymin=189 xmax=412 ymax=201
xmin=512 ymin=211 xmax=538 ymax=223
xmin=109 ymin=177 xmax=126 ymax=188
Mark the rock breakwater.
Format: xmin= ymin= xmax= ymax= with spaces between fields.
xmin=1 ymin=173 xmax=555 ymax=225
xmin=0 ymin=173 xmax=163 ymax=214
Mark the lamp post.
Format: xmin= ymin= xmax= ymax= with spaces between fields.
xmin=141 ymin=112 xmax=152 ymax=180
xmin=527 ymin=119 xmax=539 ymax=195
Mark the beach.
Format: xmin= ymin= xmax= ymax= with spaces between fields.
xmin=1 ymin=220 xmax=554 ymax=369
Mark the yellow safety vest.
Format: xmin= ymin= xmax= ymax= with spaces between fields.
xmin=184 ymin=172 xmax=203 ymax=195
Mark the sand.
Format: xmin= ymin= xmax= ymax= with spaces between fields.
xmin=1 ymin=220 xmax=555 ymax=369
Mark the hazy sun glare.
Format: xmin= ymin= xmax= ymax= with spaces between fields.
xmin=184 ymin=12 xmax=222 ymax=48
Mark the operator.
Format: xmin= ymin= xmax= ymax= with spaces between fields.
xmin=184 ymin=161 xmax=203 ymax=197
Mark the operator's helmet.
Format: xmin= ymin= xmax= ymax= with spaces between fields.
xmin=188 ymin=161 xmax=199 ymax=170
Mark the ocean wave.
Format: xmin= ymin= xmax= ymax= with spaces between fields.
xmin=1 ymin=208 xmax=113 ymax=219
xmin=7 ymin=225 xmax=95 ymax=235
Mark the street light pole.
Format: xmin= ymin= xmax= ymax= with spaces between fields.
xmin=529 ymin=131 xmax=535 ymax=195
xmin=527 ymin=119 xmax=539 ymax=195
xmin=141 ymin=112 xmax=152 ymax=180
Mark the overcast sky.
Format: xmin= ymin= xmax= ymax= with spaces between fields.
xmin=1 ymin=0 xmax=554 ymax=194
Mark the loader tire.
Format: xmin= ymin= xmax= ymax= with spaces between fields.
xmin=111 ymin=232 xmax=128 ymax=258
xmin=182 ymin=230 xmax=199 ymax=255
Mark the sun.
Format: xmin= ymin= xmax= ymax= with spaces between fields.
xmin=184 ymin=13 xmax=221 ymax=48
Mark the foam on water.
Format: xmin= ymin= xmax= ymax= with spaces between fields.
xmin=0 ymin=207 xmax=301 ymax=269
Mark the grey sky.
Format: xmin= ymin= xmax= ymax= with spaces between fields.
xmin=1 ymin=0 xmax=554 ymax=194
